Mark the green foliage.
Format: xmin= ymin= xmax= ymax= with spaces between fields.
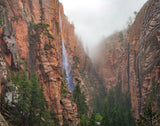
xmin=95 ymin=113 xmax=102 ymax=122
xmin=101 ymin=85 xmax=135 ymax=126
xmin=63 ymin=116 xmax=69 ymax=126
xmin=137 ymin=102 xmax=160 ymax=126
xmin=11 ymin=70 xmax=31 ymax=125
xmin=75 ymin=78 xmax=81 ymax=84
xmin=88 ymin=112 xmax=97 ymax=126
xmin=18 ymin=60 xmax=24 ymax=65
xmin=29 ymin=71 xmax=50 ymax=125
xmin=73 ymin=78 xmax=88 ymax=117
xmin=7 ymin=71 xmax=15 ymax=82
xmin=63 ymin=69 xmax=67 ymax=80
xmin=3 ymin=69 xmax=56 ymax=126
xmin=90 ymin=92 xmax=105 ymax=115
xmin=80 ymin=114 xmax=89 ymax=126
xmin=32 ymin=23 xmax=50 ymax=30
xmin=60 ymin=73 xmax=64 ymax=77
xmin=0 ymin=19 xmax=3 ymax=25
xmin=87 ymin=71 xmax=106 ymax=115
xmin=61 ymin=78 xmax=69 ymax=98
xmin=50 ymin=109 xmax=59 ymax=126
xmin=80 ymin=112 xmax=102 ymax=126
xmin=136 ymin=79 xmax=160 ymax=126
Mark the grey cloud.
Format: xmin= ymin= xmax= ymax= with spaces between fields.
xmin=60 ymin=0 xmax=148 ymax=51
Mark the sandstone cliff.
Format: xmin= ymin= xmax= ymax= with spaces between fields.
xmin=0 ymin=0 xmax=79 ymax=125
xmin=0 ymin=0 xmax=159 ymax=124
xmin=94 ymin=0 xmax=160 ymax=117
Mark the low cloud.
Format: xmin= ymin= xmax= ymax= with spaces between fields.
xmin=59 ymin=0 xmax=148 ymax=52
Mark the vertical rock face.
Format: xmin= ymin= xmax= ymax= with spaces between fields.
xmin=94 ymin=32 xmax=126 ymax=90
xmin=1 ymin=0 xmax=158 ymax=124
xmin=59 ymin=4 xmax=105 ymax=113
xmin=94 ymin=0 xmax=160 ymax=118
xmin=0 ymin=0 xmax=79 ymax=125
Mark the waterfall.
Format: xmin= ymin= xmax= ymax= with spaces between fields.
xmin=59 ymin=8 xmax=75 ymax=92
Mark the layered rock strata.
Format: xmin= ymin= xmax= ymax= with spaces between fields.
xmin=95 ymin=0 xmax=160 ymax=117
xmin=0 ymin=0 xmax=79 ymax=125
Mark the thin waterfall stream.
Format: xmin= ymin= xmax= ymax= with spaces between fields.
xmin=59 ymin=9 xmax=75 ymax=92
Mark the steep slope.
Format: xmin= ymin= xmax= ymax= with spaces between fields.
xmin=60 ymin=4 xmax=106 ymax=113
xmin=0 ymin=0 xmax=79 ymax=125
xmin=95 ymin=0 xmax=160 ymax=117
xmin=0 ymin=0 xmax=104 ymax=125
xmin=1 ymin=0 xmax=159 ymax=125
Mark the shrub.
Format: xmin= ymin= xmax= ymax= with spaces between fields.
xmin=32 ymin=23 xmax=50 ymax=30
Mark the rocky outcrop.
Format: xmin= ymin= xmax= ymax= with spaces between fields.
xmin=61 ymin=98 xmax=79 ymax=125
xmin=94 ymin=0 xmax=160 ymax=118
xmin=0 ymin=0 xmax=79 ymax=125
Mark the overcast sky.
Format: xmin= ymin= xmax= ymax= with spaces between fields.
xmin=59 ymin=0 xmax=148 ymax=50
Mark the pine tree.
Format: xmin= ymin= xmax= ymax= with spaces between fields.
xmin=15 ymin=70 xmax=31 ymax=126
xmin=88 ymin=112 xmax=97 ymax=126
xmin=137 ymin=79 xmax=160 ymax=126
xmin=5 ymin=69 xmax=54 ymax=125
xmin=101 ymin=85 xmax=135 ymax=126
xmin=29 ymin=71 xmax=41 ymax=125
xmin=73 ymin=78 xmax=88 ymax=117
xmin=29 ymin=72 xmax=52 ymax=125
xmin=38 ymin=83 xmax=52 ymax=125
xmin=137 ymin=102 xmax=160 ymax=126
xmin=80 ymin=114 xmax=89 ymax=126
xmin=50 ymin=109 xmax=59 ymax=126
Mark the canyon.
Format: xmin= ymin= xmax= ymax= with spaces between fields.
xmin=0 ymin=0 xmax=159 ymax=125
xmin=95 ymin=0 xmax=160 ymax=117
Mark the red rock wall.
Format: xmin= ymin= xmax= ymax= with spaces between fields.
xmin=0 ymin=0 xmax=79 ymax=125
xmin=95 ymin=0 xmax=160 ymax=118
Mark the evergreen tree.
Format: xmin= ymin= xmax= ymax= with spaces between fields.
xmin=137 ymin=79 xmax=160 ymax=126
xmin=137 ymin=102 xmax=159 ymax=126
xmin=29 ymin=71 xmax=41 ymax=125
xmin=4 ymin=69 xmax=55 ymax=126
xmin=50 ymin=109 xmax=59 ymax=126
xmin=38 ymin=83 xmax=52 ymax=125
xmin=15 ymin=70 xmax=31 ymax=126
xmin=101 ymin=85 xmax=135 ymax=126
xmin=73 ymin=78 xmax=88 ymax=117
xmin=88 ymin=112 xmax=97 ymax=126
xmin=29 ymin=72 xmax=52 ymax=125
xmin=80 ymin=114 xmax=89 ymax=126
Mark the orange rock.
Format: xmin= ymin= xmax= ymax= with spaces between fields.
xmin=94 ymin=0 xmax=160 ymax=118
xmin=0 ymin=0 xmax=79 ymax=125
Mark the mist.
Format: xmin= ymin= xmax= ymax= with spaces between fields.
xmin=59 ymin=0 xmax=148 ymax=55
